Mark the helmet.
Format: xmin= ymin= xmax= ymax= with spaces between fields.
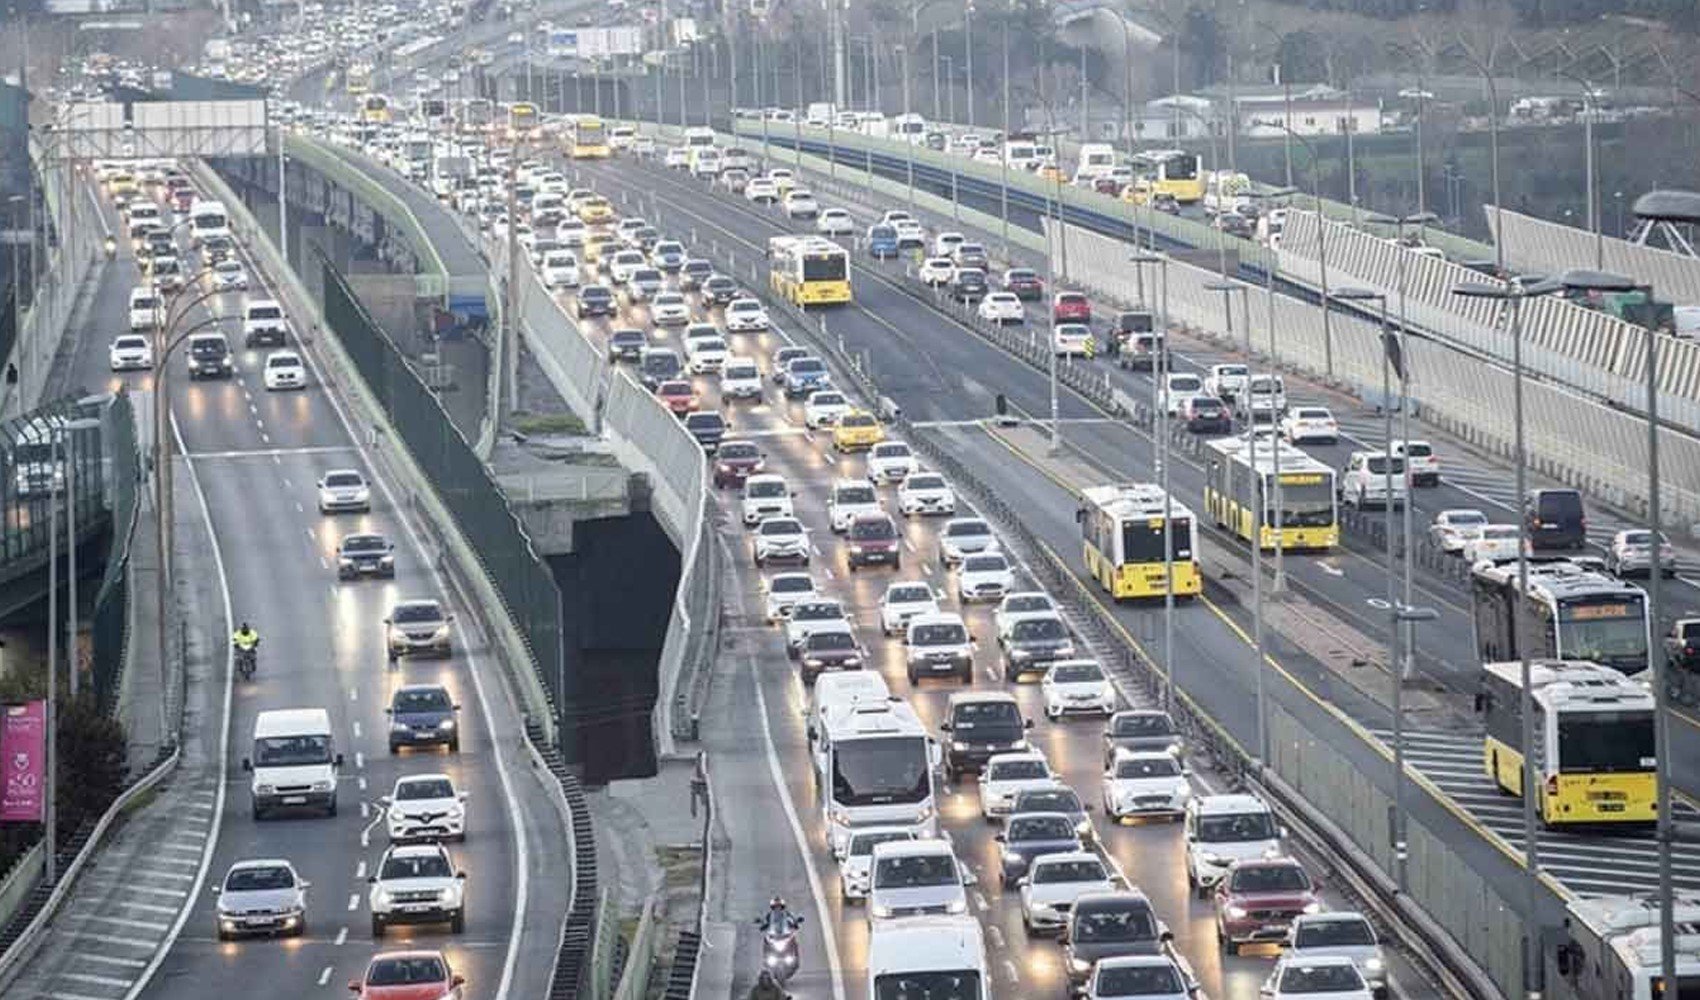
xmin=240 ymin=622 xmax=251 ymax=632
xmin=769 ymin=897 xmax=785 ymax=909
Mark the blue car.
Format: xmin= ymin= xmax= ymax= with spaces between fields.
xmin=387 ymin=683 xmax=461 ymax=754
xmin=866 ymin=224 xmax=899 ymax=259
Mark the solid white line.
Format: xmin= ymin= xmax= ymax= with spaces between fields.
xmin=59 ymin=971 xmax=134 ymax=988
xmin=748 ymin=656 xmax=848 ymax=1000
xmin=73 ymin=953 xmax=149 ymax=968
xmin=40 ymin=990 xmax=114 ymax=1000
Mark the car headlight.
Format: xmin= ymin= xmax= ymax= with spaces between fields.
xmin=849 ymin=545 xmax=863 ymax=554
xmin=871 ymin=903 xmax=894 ymax=919
xmin=804 ymin=657 xmax=824 ymax=667
xmin=438 ymin=718 xmax=457 ymax=730
xmin=390 ymin=721 xmax=409 ymax=733
xmin=389 ymin=807 xmax=406 ymax=821
xmin=432 ymin=625 xmax=451 ymax=640
xmin=1069 ymin=956 xmax=1092 ymax=973
xmin=946 ymin=898 xmax=967 ymax=914
xmin=1010 ymin=649 xmax=1031 ymax=661
xmin=951 ymin=740 xmax=969 ymax=751
xmin=1167 ymin=742 xmax=1183 ymax=756
xmin=380 ymin=555 xmax=394 ymax=566
xmin=1303 ymin=901 xmax=1322 ymax=914
xmin=843 ymin=655 xmax=861 ymax=667
xmin=830 ymin=806 xmax=851 ymax=826
xmin=1003 ymin=851 xmax=1024 ymax=864
xmin=1075 ymin=819 xmax=1092 ymax=836
xmin=255 ymin=784 xmax=276 ymax=796
xmin=1363 ymin=957 xmax=1385 ymax=973
xmin=1227 ymin=905 xmax=1247 ymax=918
xmin=311 ymin=780 xmax=333 ymax=792
xmin=371 ymin=887 xmax=391 ymax=906
xmin=187 ymin=358 xmax=201 ymax=369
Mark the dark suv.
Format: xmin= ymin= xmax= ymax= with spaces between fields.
xmin=386 ymin=684 xmax=461 ymax=754
xmin=950 ymin=268 xmax=988 ymax=303
xmin=1524 ymin=488 xmax=1587 ymax=550
xmin=1063 ymin=891 xmax=1172 ymax=991
xmin=575 ymin=284 xmax=616 ymax=318
xmin=608 ymin=328 xmax=647 ymax=362
xmin=1001 ymin=613 xmax=1077 ymax=680
xmin=846 ymin=513 xmax=901 ymax=570
xmin=940 ymin=691 xmax=1031 ymax=779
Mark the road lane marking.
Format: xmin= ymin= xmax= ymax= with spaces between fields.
xmin=318 ymin=966 xmax=333 ymax=986
xmin=355 ymin=751 xmax=365 ymax=770
xmin=61 ymin=971 xmax=135 ymax=988
xmin=335 ymin=927 xmax=349 ymax=946
xmin=352 ymin=720 xmax=362 ymax=739
xmin=73 ymin=953 xmax=148 ymax=968
xmin=347 ymin=894 xmax=359 ymax=912
xmin=185 ymin=445 xmax=358 ymax=459
xmin=355 ymin=861 xmax=367 ymax=880
xmin=78 ymin=914 xmax=169 ymax=932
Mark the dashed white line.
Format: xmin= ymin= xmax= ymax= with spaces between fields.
xmin=355 ymin=860 xmax=367 ymax=880
xmin=335 ymin=926 xmax=349 ymax=946
xmin=355 ymin=751 xmax=366 ymax=770
xmin=346 ymin=894 xmax=359 ymax=912
xmin=318 ymin=965 xmax=333 ymax=986
xmin=351 ymin=721 xmax=362 ymax=739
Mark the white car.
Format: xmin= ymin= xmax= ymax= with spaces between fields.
xmin=783 ymin=190 xmax=819 ymax=219
xmin=1430 ymin=509 xmax=1489 ymax=553
xmin=1463 ymin=524 xmax=1522 ymax=563
xmin=866 ymin=441 xmax=918 ymax=483
xmin=979 ymin=751 xmax=1056 ymax=819
xmin=1053 ymin=323 xmax=1093 ymax=356
xmin=892 ymin=218 xmax=926 ymax=246
xmin=382 ymin=773 xmax=468 ymax=842
xmin=745 ymin=177 xmax=779 ymax=202
xmin=957 ymin=552 xmax=1015 ymax=603
xmin=650 ymin=291 xmax=691 ymax=326
xmin=1160 ymin=372 xmax=1206 ymax=415
xmin=109 ymin=334 xmax=154 ymax=370
xmin=766 ymin=169 xmax=796 ymax=193
xmin=557 ymin=219 xmax=588 ymax=246
xmin=878 ymin=581 xmax=941 ymax=636
xmin=977 ymin=292 xmax=1025 ymax=324
xmin=896 ymin=472 xmax=957 ymax=516
xmin=367 ymin=843 xmax=466 ymax=937
xmin=804 ymin=390 xmax=853 ymax=429
xmin=1281 ymin=406 xmax=1339 ymax=444
xmin=1041 ymin=659 xmax=1116 ymax=718
xmin=1203 ymin=363 xmax=1249 ymax=399
xmin=919 ymin=257 xmax=955 ymax=286
xmin=721 ymin=357 xmax=763 ymax=400
xmin=606 ymin=249 xmax=647 ymax=283
xmin=742 ymin=474 xmax=795 ymax=526
xmin=994 ymin=591 xmax=1057 ymax=642
xmin=665 ymin=147 xmax=691 ymax=169
xmin=317 ymin=469 xmax=371 ymax=513
xmin=816 ymin=208 xmax=854 ymax=235
xmin=686 ymin=334 xmax=730 ymax=374
xmin=1085 ymin=957 xmax=1196 ymax=1000
xmin=262 ymin=350 xmax=307 ymax=391
xmin=866 ymin=840 xmax=971 ymax=923
xmin=940 ymin=517 xmax=999 ymax=565
xmin=785 ymin=598 xmax=851 ymax=655
xmin=724 ymin=297 xmax=770 ymax=332
xmin=1391 ymin=438 xmax=1441 ymax=486
xmin=1020 ymin=851 xmax=1116 ymax=936
xmin=540 ymin=251 xmax=581 ymax=289
xmin=1102 ymin=749 xmax=1191 ymax=820
xmin=828 ymin=478 xmax=884 ymax=533
xmin=933 ymin=232 xmax=966 ymax=257
xmin=753 ymin=516 xmax=811 ymax=566
xmin=839 ymin=827 xmax=917 ymax=902
xmin=1285 ymin=912 xmax=1389 ymax=998
xmin=1262 ymin=955 xmax=1375 ymax=1000
xmin=211 ymin=258 xmax=249 ymax=291
xmin=763 ymin=572 xmax=817 ymax=624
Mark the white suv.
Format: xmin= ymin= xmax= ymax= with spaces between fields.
xmin=741 ymin=474 xmax=795 ymax=526
xmin=1341 ymin=450 xmax=1407 ymax=510
xmin=1184 ymin=794 xmax=1282 ymax=896
xmin=367 ymin=843 xmax=467 ymax=937
xmin=828 ymin=479 xmax=883 ymax=533
xmin=383 ymin=773 xmax=468 ymax=842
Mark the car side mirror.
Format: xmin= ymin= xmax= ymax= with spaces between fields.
xmin=348 ymin=981 xmax=362 ymax=993
xmin=1082 ymin=802 xmax=1094 ymax=812
xmin=367 ymin=875 xmax=378 ymax=884
xmin=457 ymin=871 xmax=468 ymax=880
xmin=452 ymin=975 xmax=465 ymax=987
xmin=959 ymin=865 xmax=977 ymax=886
xmin=1280 ymin=826 xmax=1290 ymax=838
xmin=299 ymin=879 xmax=312 ymax=889
xmin=241 ymin=758 xmax=252 ymax=771
xmin=382 ymin=617 xmax=392 ymax=625
xmin=378 ymin=795 xmax=392 ymax=806
xmin=939 ymin=721 xmax=953 ymax=732
xmin=1160 ymin=929 xmax=1175 ymax=943
xmin=454 ymin=704 xmax=462 ymax=711
xmin=459 ymin=792 xmax=469 ymax=802
xmin=383 ymin=707 xmax=393 ymax=715
xmin=1017 ymin=876 xmax=1030 ymax=888
xmin=1024 ymin=719 xmax=1035 ymax=729
xmin=210 ymin=885 xmax=222 ymax=894
xmin=994 ymin=833 xmax=1006 ymax=843
xmin=335 ymin=753 xmax=345 ymax=768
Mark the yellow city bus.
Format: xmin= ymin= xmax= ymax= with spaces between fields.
xmin=768 ymin=235 xmax=850 ymax=306
xmin=1203 ymin=436 xmax=1339 ymax=550
xmin=1133 ymin=149 xmax=1205 ymax=203
xmin=346 ymin=62 xmax=373 ymax=95
xmin=568 ymin=116 xmax=611 ymax=158
xmin=507 ymin=101 xmax=540 ymax=139
xmin=1077 ymin=483 xmax=1201 ymax=600
xmin=361 ymin=93 xmax=391 ymax=124
xmin=1479 ymin=659 xmax=1656 ymax=825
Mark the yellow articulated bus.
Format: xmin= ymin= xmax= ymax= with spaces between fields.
xmin=1478 ymin=659 xmax=1656 ymax=825
xmin=769 ymin=235 xmax=850 ymax=307
xmin=346 ymin=62 xmax=373 ymax=95
xmin=1133 ymin=149 xmax=1205 ymax=203
xmin=507 ymin=101 xmax=540 ymax=140
xmin=361 ymin=93 xmax=391 ymax=124
xmin=568 ymin=115 xmax=611 ymax=158
xmin=1203 ymin=435 xmax=1339 ymax=550
xmin=1077 ymin=483 xmax=1201 ymax=600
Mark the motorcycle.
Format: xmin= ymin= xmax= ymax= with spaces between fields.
xmin=103 ymin=235 xmax=117 ymax=259
xmin=234 ymin=642 xmax=257 ymax=680
xmin=755 ymin=914 xmax=803 ymax=985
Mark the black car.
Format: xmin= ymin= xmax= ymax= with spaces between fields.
xmin=1063 ymin=891 xmax=1171 ymax=990
xmin=684 ymin=411 xmax=727 ymax=452
xmin=186 ymin=334 xmax=234 ymax=380
xmin=941 ymin=693 xmax=1032 ymax=779
xmin=337 ymin=533 xmax=396 ymax=579
xmin=386 ymin=684 xmax=461 ymax=753
xmin=702 ymin=274 xmax=740 ymax=305
xmin=997 ymin=813 xmax=1081 ymax=887
xmin=1181 ymin=395 xmax=1232 ymax=434
xmin=575 ymin=284 xmax=617 ymax=318
xmin=1002 ymin=614 xmax=1077 ymax=680
xmin=951 ymin=268 xmax=988 ymax=302
xmin=639 ymin=347 xmax=684 ymax=389
xmin=679 ymin=259 xmax=714 ymax=290
xmin=1103 ymin=709 xmax=1183 ymax=767
xmin=608 ymin=328 xmax=647 ymax=362
xmin=1524 ymin=487 xmax=1587 ymax=550
xmin=1009 ymin=785 xmax=1093 ymax=842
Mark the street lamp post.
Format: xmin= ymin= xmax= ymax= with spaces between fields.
xmin=1453 ymin=276 xmax=1563 ymax=1000
xmin=1132 ymin=251 xmax=1175 ymax=711
xmin=1253 ymin=118 xmax=1334 ymax=380
xmin=1555 ymin=68 xmax=1603 ymax=268
xmin=963 ymin=0 xmax=975 ymax=131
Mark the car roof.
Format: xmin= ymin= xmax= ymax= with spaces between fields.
xmin=871 ymin=838 xmax=955 ymax=859
xmin=946 ymin=688 xmax=1011 ymax=706
xmin=384 ymin=842 xmax=450 ymax=859
xmin=1192 ymin=793 xmax=1269 ymax=814
xmin=228 ymin=857 xmax=295 ymax=870
xmin=394 ymin=771 xmax=454 ymax=786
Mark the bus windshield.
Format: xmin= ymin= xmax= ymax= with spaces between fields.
xmin=1164 ymin=154 xmax=1199 ymax=180
xmin=1270 ymin=478 xmax=1334 ymax=527
xmin=1555 ymin=598 xmax=1647 ymax=668
xmin=1120 ymin=518 xmax=1191 ymax=562
xmin=803 ymin=254 xmax=847 ymax=282
xmin=1557 ymin=710 xmax=1654 ymax=772
xmin=830 ymin=737 xmax=930 ymax=807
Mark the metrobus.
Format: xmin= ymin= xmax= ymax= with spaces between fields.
xmin=568 ymin=116 xmax=611 ymax=158
xmin=460 ymin=98 xmax=495 ymax=133
xmin=1077 ymin=483 xmax=1201 ymax=600
xmin=1133 ymin=149 xmax=1205 ymax=203
xmin=1478 ymin=659 xmax=1656 ymax=825
xmin=769 ymin=235 xmax=851 ymax=306
xmin=1559 ymin=894 xmax=1700 ymax=1000
xmin=507 ymin=101 xmax=540 ymax=138
xmin=1203 ymin=436 xmax=1339 ymax=550
xmin=346 ymin=62 xmax=373 ymax=95
xmin=1470 ymin=557 xmax=1651 ymax=677
xmin=360 ymin=93 xmax=392 ymax=124
xmin=810 ymin=700 xmax=939 ymax=856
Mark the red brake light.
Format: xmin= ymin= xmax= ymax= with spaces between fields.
xmin=1546 ymin=775 xmax=1559 ymax=797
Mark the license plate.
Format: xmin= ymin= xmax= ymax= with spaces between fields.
xmin=282 ymin=795 xmax=307 ymax=805
xmin=399 ymin=903 xmax=434 ymax=913
xmin=245 ymin=918 xmax=277 ymax=927
xmin=1262 ymin=923 xmax=1286 ymax=933
xmin=1597 ymin=803 xmax=1625 ymax=812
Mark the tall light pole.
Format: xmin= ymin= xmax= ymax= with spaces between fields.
xmin=1456 ymin=38 xmax=1506 ymax=273
xmin=1253 ymin=117 xmax=1334 ymax=380
xmin=1132 ymin=251 xmax=1174 ymax=711
xmin=1453 ymin=276 xmax=1562 ymax=1000
xmin=963 ymin=0 xmax=975 ymax=131
xmin=1556 ymin=68 xmax=1603 ymax=268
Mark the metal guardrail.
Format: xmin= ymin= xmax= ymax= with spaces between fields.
xmin=1488 ymin=204 xmax=1700 ymax=311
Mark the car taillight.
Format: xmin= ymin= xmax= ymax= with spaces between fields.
xmin=1546 ymin=775 xmax=1559 ymax=798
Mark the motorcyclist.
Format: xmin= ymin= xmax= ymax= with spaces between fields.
xmin=757 ymin=897 xmax=798 ymax=937
xmin=232 ymin=623 xmax=260 ymax=653
xmin=747 ymin=970 xmax=788 ymax=1000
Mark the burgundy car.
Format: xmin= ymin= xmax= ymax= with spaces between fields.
xmin=1003 ymin=267 xmax=1044 ymax=301
xmin=1214 ymin=858 xmax=1321 ymax=955
xmin=713 ymin=440 xmax=765 ymax=488
xmin=846 ymin=512 xmax=902 ymax=570
xmin=1052 ymin=292 xmax=1091 ymax=323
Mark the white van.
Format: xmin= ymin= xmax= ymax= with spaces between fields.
xmin=867 ymin=915 xmax=989 ymax=1000
xmin=893 ymin=113 xmax=927 ymax=145
xmin=243 ymin=299 xmax=290 ymax=347
xmin=242 ymin=708 xmax=343 ymax=819
xmin=128 ymin=287 xmax=161 ymax=331
xmin=689 ymin=146 xmax=723 ymax=179
xmin=124 ymin=200 xmax=162 ymax=228
xmin=808 ymin=671 xmax=892 ymax=746
xmin=684 ymin=126 xmax=716 ymax=149
xmin=1073 ymin=142 xmax=1117 ymax=184
xmin=609 ymin=125 xmax=636 ymax=150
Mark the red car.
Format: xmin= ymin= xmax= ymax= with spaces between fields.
xmin=656 ymin=379 xmax=699 ymax=415
xmin=348 ymin=951 xmax=465 ymax=1000
xmin=1052 ymin=292 xmax=1091 ymax=323
xmin=1213 ymin=858 xmax=1321 ymax=955
xmin=846 ymin=512 xmax=902 ymax=570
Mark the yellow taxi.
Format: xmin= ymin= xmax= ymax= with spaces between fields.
xmin=1120 ymin=180 xmax=1152 ymax=206
xmin=583 ymin=233 xmax=617 ymax=270
xmin=577 ymin=197 xmax=615 ymax=224
xmin=107 ymin=171 xmax=140 ymax=199
xmin=831 ymin=410 xmax=885 ymax=451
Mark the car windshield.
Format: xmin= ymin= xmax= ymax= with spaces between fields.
xmin=1364 ymin=455 xmax=1406 ymax=474
xmin=1446 ymin=511 xmax=1488 ymax=527
xmin=1015 ymin=789 xmax=1079 ymax=813
xmin=1294 ymin=408 xmax=1328 ymax=419
xmin=1095 ymin=964 xmax=1184 ymax=996
xmin=249 ymin=306 xmax=282 ymax=320
xmin=812 ymin=393 xmax=845 ymax=407
xmin=841 ymin=414 xmax=876 ymax=429
xmin=1075 ymin=903 xmax=1158 ymax=943
xmin=874 ymin=443 xmax=911 ymax=458
xmin=947 ymin=521 xmax=990 ymax=539
xmin=612 ymin=330 xmax=644 ymax=345
xmin=114 ymin=337 xmax=147 ymax=349
xmin=1009 ymin=815 xmax=1076 ymax=841
xmin=875 ymin=854 xmax=958 ymax=888
xmin=907 ymin=475 xmax=946 ymax=490
xmin=850 ymin=519 xmax=896 ymax=540
xmin=1117 ymin=756 xmax=1181 ymax=779
xmin=771 ymin=576 xmax=812 ymax=595
xmin=397 ymin=777 xmax=456 ymax=800
xmin=267 ymin=356 xmax=299 ymax=369
xmin=792 ymin=602 xmax=841 ymax=622
xmin=837 ymin=485 xmax=877 ymax=504
xmin=911 ymin=623 xmax=967 ymax=646
xmin=849 ymin=831 xmax=914 ymax=857
xmin=253 ymin=734 xmax=332 ymax=767
xmin=748 ymin=480 xmax=787 ymax=499
xmin=809 ymin=631 xmax=855 ymax=652
xmin=1197 ymin=811 xmax=1277 ymax=842
xmin=1034 ymin=859 xmax=1106 ymax=884
xmin=1012 ymin=618 xmax=1067 ymax=641
xmin=1279 ymin=964 xmax=1364 ymax=993
xmin=381 ymin=851 xmax=452 ymax=880
xmin=761 ymin=520 xmax=803 ymax=537
xmin=1112 ymin=713 xmax=1175 ymax=738
xmin=873 ymin=972 xmax=981 ymax=1000
xmin=685 ymin=414 xmax=725 ymax=431
xmin=1402 ymin=442 xmax=1433 ymax=457
xmin=790 ymin=359 xmax=825 ymax=374
xmin=889 ymin=585 xmax=933 ymax=604
xmin=721 ymin=443 xmax=759 ymax=460
xmin=963 ymin=554 xmax=1007 ymax=572
xmin=393 ymin=688 xmax=451 ymax=712
xmin=988 ymin=759 xmax=1048 ymax=781
xmin=1232 ymin=865 xmax=1310 ymax=892
xmin=1295 ymin=918 xmax=1375 ymax=948
xmin=1051 ymin=662 xmax=1104 ymax=684
xmin=226 ymin=866 xmax=294 ymax=891
xmin=366 ymin=957 xmax=448 ymax=986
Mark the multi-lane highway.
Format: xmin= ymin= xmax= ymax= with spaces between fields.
xmin=43 ymin=165 xmax=569 ymax=1000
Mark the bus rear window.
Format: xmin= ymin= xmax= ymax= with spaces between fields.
xmin=803 ymin=255 xmax=846 ymax=282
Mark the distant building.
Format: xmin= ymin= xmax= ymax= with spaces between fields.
xmin=1239 ymin=98 xmax=1383 ymax=138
